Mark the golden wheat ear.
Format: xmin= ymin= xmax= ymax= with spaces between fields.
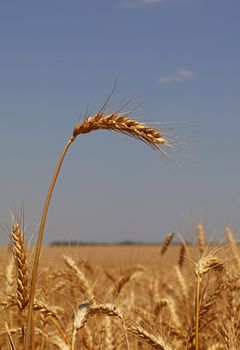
xmin=11 ymin=218 xmax=29 ymax=312
xmin=160 ymin=232 xmax=175 ymax=255
xmin=73 ymin=112 xmax=169 ymax=150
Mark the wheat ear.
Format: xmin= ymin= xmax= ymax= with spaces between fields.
xmin=130 ymin=324 xmax=173 ymax=350
xmin=63 ymin=255 xmax=94 ymax=301
xmin=112 ymin=269 xmax=142 ymax=301
xmin=25 ymin=111 xmax=170 ymax=349
xmin=71 ymin=301 xmax=129 ymax=350
xmin=73 ymin=112 xmax=168 ymax=148
xmin=178 ymin=242 xmax=186 ymax=268
xmin=225 ymin=226 xmax=240 ymax=266
xmin=175 ymin=265 xmax=188 ymax=304
xmin=11 ymin=220 xmax=28 ymax=311
xmin=197 ymin=223 xmax=206 ymax=256
xmin=160 ymin=232 xmax=175 ymax=255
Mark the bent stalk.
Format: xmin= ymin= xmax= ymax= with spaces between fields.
xmin=24 ymin=135 xmax=75 ymax=349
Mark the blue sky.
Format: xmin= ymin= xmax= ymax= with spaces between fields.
xmin=0 ymin=0 xmax=240 ymax=244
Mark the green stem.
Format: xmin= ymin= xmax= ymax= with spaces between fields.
xmin=24 ymin=135 xmax=76 ymax=349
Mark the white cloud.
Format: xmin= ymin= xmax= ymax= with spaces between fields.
xmin=122 ymin=0 xmax=164 ymax=7
xmin=159 ymin=68 xmax=195 ymax=84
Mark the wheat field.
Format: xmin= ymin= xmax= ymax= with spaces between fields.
xmin=0 ymin=224 xmax=239 ymax=350
xmin=1 ymin=111 xmax=237 ymax=349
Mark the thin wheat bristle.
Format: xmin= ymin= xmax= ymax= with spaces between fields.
xmin=73 ymin=112 xmax=168 ymax=150
xmin=11 ymin=220 xmax=28 ymax=311
xmin=161 ymin=232 xmax=175 ymax=255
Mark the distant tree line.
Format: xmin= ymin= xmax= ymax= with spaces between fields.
xmin=48 ymin=240 xmax=192 ymax=246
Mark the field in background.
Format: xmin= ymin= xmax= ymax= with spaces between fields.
xmin=0 ymin=237 xmax=238 ymax=349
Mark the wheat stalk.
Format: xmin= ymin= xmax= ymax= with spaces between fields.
xmin=25 ymin=109 xmax=171 ymax=349
xmin=5 ymin=322 xmax=16 ymax=350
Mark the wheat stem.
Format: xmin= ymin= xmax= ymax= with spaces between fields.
xmin=25 ymin=136 xmax=75 ymax=349
xmin=195 ymin=273 xmax=201 ymax=350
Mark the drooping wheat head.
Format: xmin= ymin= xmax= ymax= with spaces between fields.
xmin=70 ymin=301 xmax=128 ymax=350
xmin=63 ymin=255 xmax=94 ymax=301
xmin=130 ymin=324 xmax=173 ymax=350
xmin=73 ymin=112 xmax=169 ymax=151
